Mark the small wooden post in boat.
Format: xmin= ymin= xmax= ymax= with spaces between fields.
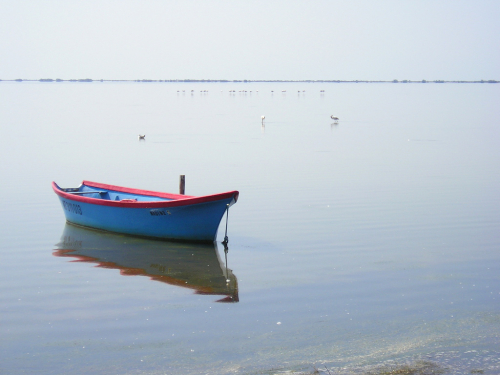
xmin=179 ymin=175 xmax=185 ymax=195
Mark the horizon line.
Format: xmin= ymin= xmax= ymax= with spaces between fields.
xmin=1 ymin=78 xmax=498 ymax=84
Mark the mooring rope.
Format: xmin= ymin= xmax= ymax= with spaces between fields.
xmin=222 ymin=203 xmax=229 ymax=248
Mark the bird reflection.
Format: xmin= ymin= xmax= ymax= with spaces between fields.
xmin=53 ymin=224 xmax=238 ymax=302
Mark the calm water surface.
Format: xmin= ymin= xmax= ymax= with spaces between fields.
xmin=0 ymin=82 xmax=499 ymax=374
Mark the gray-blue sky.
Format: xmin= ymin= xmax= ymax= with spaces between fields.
xmin=1 ymin=0 xmax=499 ymax=80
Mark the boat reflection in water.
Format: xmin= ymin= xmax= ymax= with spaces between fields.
xmin=53 ymin=224 xmax=238 ymax=302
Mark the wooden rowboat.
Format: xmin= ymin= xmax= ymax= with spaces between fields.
xmin=52 ymin=180 xmax=239 ymax=242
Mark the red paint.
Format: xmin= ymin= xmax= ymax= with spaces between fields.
xmin=52 ymin=181 xmax=239 ymax=208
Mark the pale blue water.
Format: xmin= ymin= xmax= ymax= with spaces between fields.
xmin=0 ymin=82 xmax=499 ymax=374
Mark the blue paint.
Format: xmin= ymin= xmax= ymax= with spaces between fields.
xmin=54 ymin=181 xmax=238 ymax=242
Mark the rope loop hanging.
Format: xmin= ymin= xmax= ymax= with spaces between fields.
xmin=222 ymin=204 xmax=230 ymax=250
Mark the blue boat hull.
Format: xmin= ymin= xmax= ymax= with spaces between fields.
xmin=53 ymin=181 xmax=238 ymax=242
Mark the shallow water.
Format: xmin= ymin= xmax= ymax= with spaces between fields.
xmin=0 ymin=82 xmax=499 ymax=374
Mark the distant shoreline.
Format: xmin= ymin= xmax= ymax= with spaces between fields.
xmin=0 ymin=78 xmax=498 ymax=84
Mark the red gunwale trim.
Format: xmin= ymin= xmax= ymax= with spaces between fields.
xmin=52 ymin=181 xmax=239 ymax=208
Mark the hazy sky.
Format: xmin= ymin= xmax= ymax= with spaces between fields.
xmin=1 ymin=0 xmax=499 ymax=81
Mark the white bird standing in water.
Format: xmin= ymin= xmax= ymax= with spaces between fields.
xmin=261 ymin=115 xmax=265 ymax=123
xmin=330 ymin=115 xmax=339 ymax=122
xmin=138 ymin=134 xmax=146 ymax=140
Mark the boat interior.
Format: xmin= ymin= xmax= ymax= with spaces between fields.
xmin=61 ymin=185 xmax=172 ymax=202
